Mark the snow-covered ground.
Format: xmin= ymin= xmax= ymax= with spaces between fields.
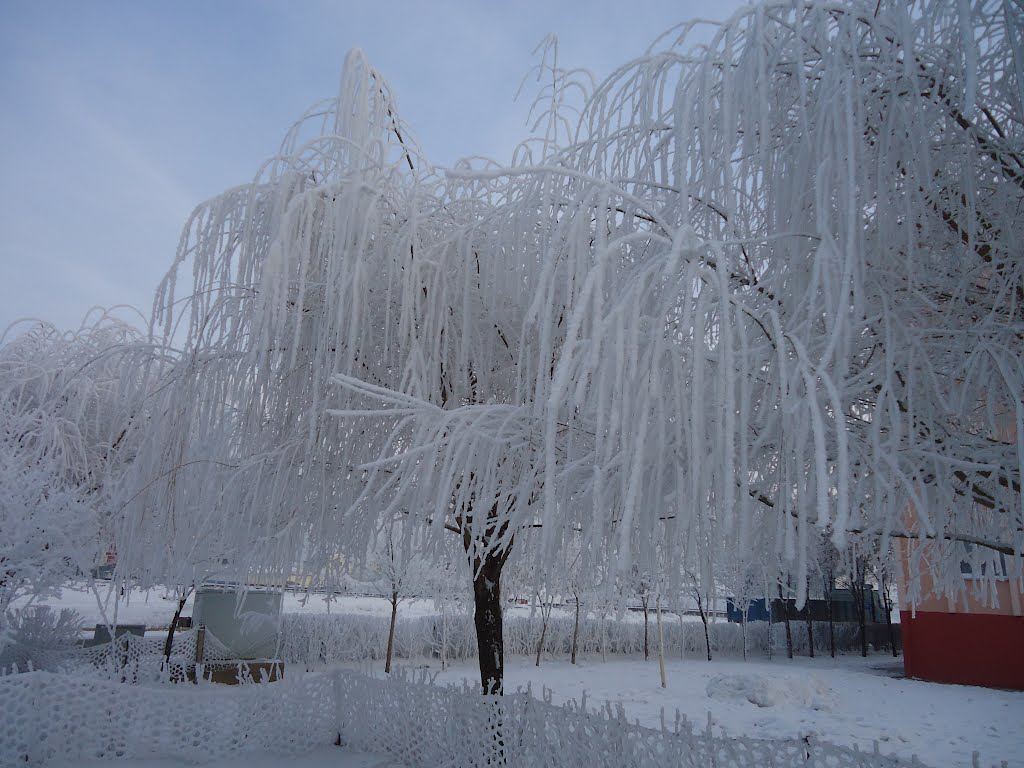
xmin=412 ymin=655 xmax=1021 ymax=768
xmin=15 ymin=584 xmax=1020 ymax=767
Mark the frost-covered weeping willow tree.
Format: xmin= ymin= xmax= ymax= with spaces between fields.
xmin=127 ymin=1 xmax=1022 ymax=692
xmin=0 ymin=313 xmax=151 ymax=622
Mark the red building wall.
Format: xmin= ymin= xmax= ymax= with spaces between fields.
xmin=900 ymin=610 xmax=1024 ymax=690
xmin=896 ymin=403 xmax=1022 ymax=690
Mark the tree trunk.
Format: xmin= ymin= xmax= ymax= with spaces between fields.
xmin=571 ymin=591 xmax=580 ymax=665
xmin=779 ymin=582 xmax=793 ymax=660
xmin=858 ymin=599 xmax=868 ymax=657
xmin=473 ymin=551 xmax=505 ymax=694
xmin=535 ymin=602 xmax=549 ymax=668
xmin=162 ymin=587 xmax=192 ymax=672
xmin=850 ymin=565 xmax=868 ymax=658
xmin=805 ymin=575 xmax=815 ymax=658
xmin=678 ymin=610 xmax=684 ymax=659
xmin=741 ymin=612 xmax=747 ymax=661
xmin=805 ymin=611 xmax=815 ymax=658
xmin=826 ymin=573 xmax=836 ymax=658
xmin=600 ymin=612 xmax=607 ymax=663
xmin=440 ymin=604 xmax=448 ymax=671
xmin=880 ymin=574 xmax=898 ymax=657
xmin=696 ymin=591 xmax=712 ymax=661
xmin=656 ymin=595 xmax=666 ymax=687
xmin=642 ymin=596 xmax=650 ymax=661
xmin=385 ymin=591 xmax=398 ymax=674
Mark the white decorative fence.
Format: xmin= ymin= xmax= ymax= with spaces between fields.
xmin=0 ymin=665 xmax=932 ymax=768
xmin=278 ymin=611 xmax=869 ymax=667
xmin=333 ymin=669 xmax=922 ymax=768
xmin=0 ymin=611 xmax=878 ymax=676
xmin=1 ymin=628 xmax=236 ymax=681
xmin=0 ymin=668 xmax=336 ymax=766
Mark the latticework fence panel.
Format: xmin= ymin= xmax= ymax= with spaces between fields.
xmin=0 ymin=657 xmax=945 ymax=768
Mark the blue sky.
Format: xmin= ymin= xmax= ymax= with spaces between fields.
xmin=0 ymin=1 xmax=745 ymax=335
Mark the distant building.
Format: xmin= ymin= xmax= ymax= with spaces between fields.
xmin=726 ymin=589 xmax=885 ymax=625
xmin=896 ymin=401 xmax=1023 ymax=690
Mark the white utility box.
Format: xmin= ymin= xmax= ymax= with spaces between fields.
xmin=192 ymin=584 xmax=283 ymax=659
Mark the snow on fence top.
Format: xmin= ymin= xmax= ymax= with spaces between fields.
xmin=0 ymin=666 xmax=944 ymax=768
xmin=0 ymin=628 xmax=236 ymax=682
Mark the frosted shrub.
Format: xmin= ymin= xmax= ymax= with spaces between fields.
xmin=7 ymin=606 xmax=83 ymax=650
xmin=0 ymin=606 xmax=84 ymax=672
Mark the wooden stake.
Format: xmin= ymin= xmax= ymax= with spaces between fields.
xmin=195 ymin=625 xmax=206 ymax=682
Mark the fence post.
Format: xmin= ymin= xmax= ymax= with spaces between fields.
xmin=195 ymin=625 xmax=206 ymax=681
xmin=706 ymin=711 xmax=717 ymax=768
xmin=27 ymin=672 xmax=40 ymax=763
xmin=331 ymin=669 xmax=346 ymax=747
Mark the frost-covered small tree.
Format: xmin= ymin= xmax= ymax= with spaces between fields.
xmin=0 ymin=460 xmax=95 ymax=620
xmin=565 ymin=548 xmax=591 ymax=666
xmin=129 ymin=0 xmax=1021 ymax=695
xmin=367 ymin=527 xmax=431 ymax=673
xmin=870 ymin=548 xmax=900 ymax=657
xmin=625 ymin=565 xmax=653 ymax=661
xmin=426 ymin=554 xmax=471 ymax=671
xmin=687 ymin=569 xmax=715 ymax=662
xmin=0 ymin=315 xmax=150 ymax=624
xmin=721 ymin=554 xmax=759 ymax=661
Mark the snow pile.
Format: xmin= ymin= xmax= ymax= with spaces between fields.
xmin=706 ymin=672 xmax=835 ymax=711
